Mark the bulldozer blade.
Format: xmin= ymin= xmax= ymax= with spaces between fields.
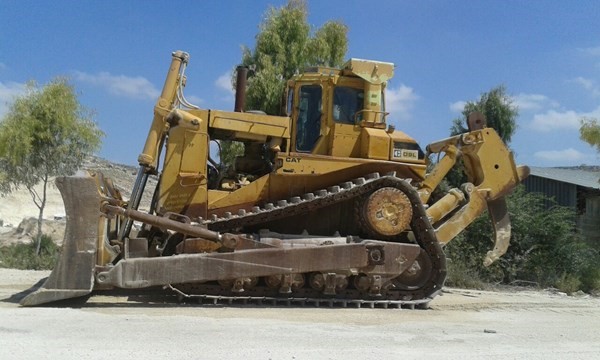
xmin=20 ymin=175 xmax=101 ymax=306
xmin=483 ymin=197 xmax=511 ymax=267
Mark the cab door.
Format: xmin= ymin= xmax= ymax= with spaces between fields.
xmin=292 ymin=84 xmax=323 ymax=153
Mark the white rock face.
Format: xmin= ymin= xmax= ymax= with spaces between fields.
xmin=0 ymin=155 xmax=155 ymax=246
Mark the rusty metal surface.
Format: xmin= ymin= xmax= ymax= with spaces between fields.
xmin=484 ymin=197 xmax=511 ymax=266
xmin=20 ymin=175 xmax=101 ymax=306
xmin=175 ymin=238 xmax=221 ymax=254
xmin=361 ymin=187 xmax=413 ymax=236
xmin=125 ymin=238 xmax=149 ymax=258
xmin=257 ymin=231 xmax=354 ymax=247
xmin=95 ymin=240 xmax=421 ymax=289
xmin=467 ymin=111 xmax=487 ymax=131
xmin=169 ymin=285 xmax=432 ymax=309
xmin=103 ymin=204 xmax=225 ymax=243
xmin=234 ymin=66 xmax=248 ymax=112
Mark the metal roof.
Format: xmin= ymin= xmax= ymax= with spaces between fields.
xmin=528 ymin=167 xmax=600 ymax=190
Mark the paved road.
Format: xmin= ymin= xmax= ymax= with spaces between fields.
xmin=1 ymin=269 xmax=599 ymax=360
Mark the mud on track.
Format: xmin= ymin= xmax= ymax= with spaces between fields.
xmin=1 ymin=268 xmax=599 ymax=360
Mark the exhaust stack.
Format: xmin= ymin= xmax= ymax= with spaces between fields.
xmin=234 ymin=66 xmax=248 ymax=112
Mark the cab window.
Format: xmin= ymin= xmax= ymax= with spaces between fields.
xmin=333 ymin=86 xmax=364 ymax=124
xmin=296 ymin=85 xmax=322 ymax=152
xmin=286 ymin=87 xmax=294 ymax=116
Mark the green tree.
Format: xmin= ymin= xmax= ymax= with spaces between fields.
xmin=220 ymin=0 xmax=348 ymax=167
xmin=307 ymin=21 xmax=349 ymax=69
xmin=218 ymin=140 xmax=244 ymax=171
xmin=446 ymin=85 xmax=519 ymax=188
xmin=240 ymin=0 xmax=348 ymax=115
xmin=0 ymin=78 xmax=103 ymax=255
xmin=580 ymin=117 xmax=600 ymax=152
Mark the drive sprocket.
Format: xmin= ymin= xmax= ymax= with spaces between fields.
xmin=360 ymin=186 xmax=413 ymax=237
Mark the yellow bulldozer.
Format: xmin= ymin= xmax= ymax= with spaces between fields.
xmin=22 ymin=51 xmax=529 ymax=308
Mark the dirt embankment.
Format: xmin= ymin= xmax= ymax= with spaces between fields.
xmin=0 ymin=156 xmax=156 ymax=246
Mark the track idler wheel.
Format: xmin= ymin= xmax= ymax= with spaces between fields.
xmin=360 ymin=187 xmax=413 ymax=237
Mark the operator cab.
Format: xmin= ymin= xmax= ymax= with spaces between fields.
xmin=286 ymin=59 xmax=425 ymax=164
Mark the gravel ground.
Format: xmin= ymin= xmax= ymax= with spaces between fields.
xmin=1 ymin=268 xmax=599 ymax=360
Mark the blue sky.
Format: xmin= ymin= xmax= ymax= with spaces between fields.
xmin=1 ymin=0 xmax=599 ymax=167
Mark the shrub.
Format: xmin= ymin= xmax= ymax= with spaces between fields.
xmin=445 ymin=258 xmax=487 ymax=289
xmin=555 ymin=273 xmax=582 ymax=295
xmin=445 ymin=186 xmax=600 ymax=294
xmin=0 ymin=234 xmax=60 ymax=270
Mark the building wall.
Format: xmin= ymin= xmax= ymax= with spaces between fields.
xmin=578 ymin=195 xmax=600 ymax=246
xmin=523 ymin=175 xmax=577 ymax=209
xmin=524 ymin=175 xmax=600 ymax=248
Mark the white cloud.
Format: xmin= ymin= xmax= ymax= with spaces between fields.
xmin=530 ymin=106 xmax=600 ymax=132
xmin=215 ymin=72 xmax=234 ymax=95
xmin=184 ymin=94 xmax=203 ymax=106
xmin=574 ymin=76 xmax=594 ymax=89
xmin=449 ymin=100 xmax=466 ymax=113
xmin=0 ymin=81 xmax=27 ymax=119
xmin=573 ymin=76 xmax=600 ymax=98
xmin=534 ymin=148 xmax=591 ymax=164
xmin=577 ymin=46 xmax=600 ymax=69
xmin=449 ymin=93 xmax=558 ymax=114
xmin=386 ymin=84 xmax=418 ymax=120
xmin=577 ymin=46 xmax=600 ymax=57
xmin=214 ymin=71 xmax=235 ymax=104
xmin=513 ymin=93 xmax=559 ymax=111
xmin=74 ymin=71 xmax=159 ymax=100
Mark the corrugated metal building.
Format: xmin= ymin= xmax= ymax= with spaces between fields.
xmin=523 ymin=167 xmax=600 ymax=246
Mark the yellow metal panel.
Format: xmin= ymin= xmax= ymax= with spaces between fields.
xmin=269 ymin=152 xmax=426 ymax=201
xmin=179 ymin=130 xmax=205 ymax=173
xmin=210 ymin=110 xmax=290 ymax=139
xmin=360 ymin=127 xmax=390 ymax=160
xmin=275 ymin=152 xmax=426 ymax=179
xmin=207 ymin=175 xmax=270 ymax=214
xmin=342 ymin=58 xmax=394 ymax=84
xmin=387 ymin=130 xmax=424 ymax=164
xmin=207 ymin=150 xmax=427 ymax=217
xmin=139 ymin=52 xmax=188 ymax=168
xmin=158 ymin=122 xmax=208 ymax=219
xmin=207 ymin=190 xmax=230 ymax=205
xmin=331 ymin=123 xmax=361 ymax=157
xmin=462 ymin=129 xmax=522 ymax=198
xmin=277 ymin=153 xmax=361 ymax=175
xmin=387 ymin=129 xmax=416 ymax=142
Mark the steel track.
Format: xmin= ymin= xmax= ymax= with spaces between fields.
xmin=171 ymin=172 xmax=446 ymax=308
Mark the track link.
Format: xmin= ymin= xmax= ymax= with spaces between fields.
xmin=168 ymin=285 xmax=430 ymax=309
